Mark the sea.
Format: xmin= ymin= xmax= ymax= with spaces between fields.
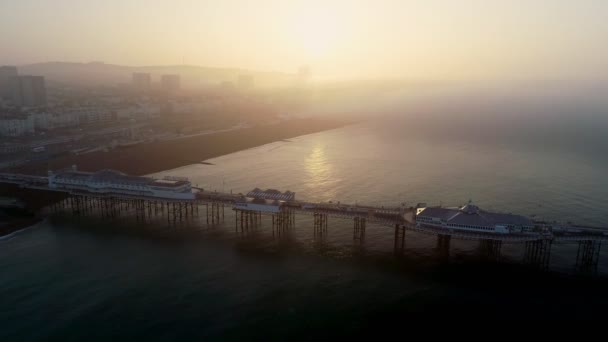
xmin=2 ymin=109 xmax=608 ymax=338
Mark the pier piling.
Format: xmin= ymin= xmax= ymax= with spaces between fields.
xmin=524 ymin=239 xmax=552 ymax=271
xmin=313 ymin=213 xmax=328 ymax=237
xmin=479 ymin=239 xmax=502 ymax=262
xmin=353 ymin=217 xmax=366 ymax=243
xmin=576 ymin=240 xmax=601 ymax=275
xmin=436 ymin=234 xmax=451 ymax=260
xmin=394 ymin=224 xmax=405 ymax=255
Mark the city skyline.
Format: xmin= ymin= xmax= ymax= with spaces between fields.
xmin=1 ymin=0 xmax=608 ymax=81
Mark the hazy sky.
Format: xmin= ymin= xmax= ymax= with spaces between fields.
xmin=1 ymin=0 xmax=607 ymax=80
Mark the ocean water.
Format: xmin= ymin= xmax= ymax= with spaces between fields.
xmin=2 ymin=117 xmax=608 ymax=338
xmin=153 ymin=119 xmax=608 ymax=226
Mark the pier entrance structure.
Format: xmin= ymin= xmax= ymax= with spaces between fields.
xmin=233 ymin=188 xmax=296 ymax=233
xmin=47 ymin=165 xmax=195 ymax=200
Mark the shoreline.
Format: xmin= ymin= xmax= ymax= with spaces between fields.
xmin=0 ymin=118 xmax=347 ymax=236
xmin=0 ymin=216 xmax=44 ymax=239
xmin=10 ymin=118 xmax=349 ymax=176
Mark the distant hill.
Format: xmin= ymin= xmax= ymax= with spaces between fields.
xmin=18 ymin=62 xmax=296 ymax=88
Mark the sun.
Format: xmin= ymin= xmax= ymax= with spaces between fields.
xmin=292 ymin=10 xmax=342 ymax=59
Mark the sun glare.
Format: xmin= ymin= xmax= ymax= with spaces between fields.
xmin=292 ymin=10 xmax=343 ymax=59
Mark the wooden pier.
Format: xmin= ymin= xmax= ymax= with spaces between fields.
xmin=2 ymin=170 xmax=608 ymax=275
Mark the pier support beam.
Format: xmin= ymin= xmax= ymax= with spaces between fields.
xmin=165 ymin=201 xmax=192 ymax=224
xmin=353 ymin=217 xmax=366 ymax=243
xmin=234 ymin=209 xmax=264 ymax=233
xmin=436 ymin=234 xmax=451 ymax=260
xmin=207 ymin=202 xmax=223 ymax=224
xmin=313 ymin=212 xmax=328 ymax=236
xmin=48 ymin=194 xmax=196 ymax=227
xmin=394 ymin=224 xmax=405 ymax=255
xmin=135 ymin=199 xmax=147 ymax=221
xmin=479 ymin=239 xmax=502 ymax=262
xmin=524 ymin=239 xmax=552 ymax=271
xmin=71 ymin=196 xmax=82 ymax=215
xmin=575 ymin=240 xmax=601 ymax=275
xmin=271 ymin=209 xmax=293 ymax=236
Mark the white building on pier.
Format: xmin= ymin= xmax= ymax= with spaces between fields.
xmin=416 ymin=202 xmax=533 ymax=234
xmin=247 ymin=188 xmax=295 ymax=201
xmin=234 ymin=188 xmax=296 ymax=213
xmin=48 ymin=166 xmax=194 ymax=200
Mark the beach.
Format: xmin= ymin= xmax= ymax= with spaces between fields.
xmin=11 ymin=118 xmax=347 ymax=176
xmin=0 ymin=118 xmax=345 ymax=237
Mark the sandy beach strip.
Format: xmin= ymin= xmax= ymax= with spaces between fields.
xmin=11 ymin=118 xmax=348 ymax=176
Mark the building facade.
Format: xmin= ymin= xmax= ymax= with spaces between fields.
xmin=132 ymin=73 xmax=151 ymax=92
xmin=160 ymin=74 xmax=180 ymax=92
xmin=48 ymin=167 xmax=195 ymax=200
xmin=11 ymin=75 xmax=47 ymax=107
xmin=116 ymin=102 xmax=160 ymax=120
xmin=0 ymin=115 xmax=35 ymax=137
xmin=0 ymin=66 xmax=18 ymax=100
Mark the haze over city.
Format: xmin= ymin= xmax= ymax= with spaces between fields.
xmin=2 ymin=0 xmax=608 ymax=337
xmin=2 ymin=0 xmax=608 ymax=80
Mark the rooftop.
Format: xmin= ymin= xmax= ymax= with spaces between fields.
xmin=52 ymin=168 xmax=189 ymax=188
xmin=247 ymin=188 xmax=295 ymax=201
xmin=149 ymin=179 xmax=190 ymax=188
xmin=418 ymin=203 xmax=533 ymax=227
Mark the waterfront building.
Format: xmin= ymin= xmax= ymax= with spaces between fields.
xmin=0 ymin=115 xmax=35 ymax=137
xmin=234 ymin=188 xmax=296 ymax=213
xmin=247 ymin=188 xmax=295 ymax=201
xmin=234 ymin=198 xmax=284 ymax=213
xmin=416 ymin=202 xmax=533 ymax=234
xmin=74 ymin=106 xmax=115 ymax=124
xmin=48 ymin=166 xmax=195 ymax=200
xmin=116 ymin=102 xmax=161 ymax=120
xmin=28 ymin=109 xmax=79 ymax=130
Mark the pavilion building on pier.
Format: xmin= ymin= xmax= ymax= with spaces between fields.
xmin=47 ymin=166 xmax=195 ymax=200
xmin=246 ymin=188 xmax=295 ymax=202
xmin=234 ymin=188 xmax=296 ymax=213
xmin=416 ymin=202 xmax=534 ymax=234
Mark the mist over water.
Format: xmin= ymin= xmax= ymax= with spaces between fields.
xmin=312 ymin=81 xmax=608 ymax=161
xmin=154 ymin=111 xmax=608 ymax=226
xmin=3 ymin=91 xmax=608 ymax=337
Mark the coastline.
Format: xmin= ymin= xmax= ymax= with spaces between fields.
xmin=0 ymin=118 xmax=347 ymax=237
xmin=0 ymin=216 xmax=43 ymax=240
xmin=11 ymin=118 xmax=348 ymax=176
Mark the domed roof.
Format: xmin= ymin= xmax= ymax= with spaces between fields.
xmin=460 ymin=202 xmax=479 ymax=214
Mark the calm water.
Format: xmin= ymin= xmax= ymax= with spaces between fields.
xmin=3 ymin=118 xmax=608 ymax=338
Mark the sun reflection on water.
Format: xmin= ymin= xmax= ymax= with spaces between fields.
xmin=304 ymin=143 xmax=337 ymax=200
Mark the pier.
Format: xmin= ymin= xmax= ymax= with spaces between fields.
xmin=2 ymin=168 xmax=608 ymax=275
